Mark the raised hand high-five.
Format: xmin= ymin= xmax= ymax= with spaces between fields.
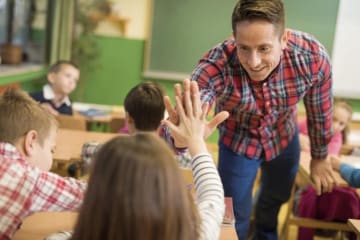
xmin=162 ymin=79 xmax=229 ymax=156
xmin=163 ymin=79 xmax=229 ymax=149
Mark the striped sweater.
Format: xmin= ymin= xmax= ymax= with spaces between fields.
xmin=192 ymin=153 xmax=225 ymax=240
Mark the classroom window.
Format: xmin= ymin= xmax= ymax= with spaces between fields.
xmin=0 ymin=0 xmax=48 ymax=76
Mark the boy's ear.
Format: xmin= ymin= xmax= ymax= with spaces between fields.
xmin=47 ymin=72 xmax=56 ymax=84
xmin=23 ymin=130 xmax=38 ymax=157
xmin=125 ymin=112 xmax=134 ymax=124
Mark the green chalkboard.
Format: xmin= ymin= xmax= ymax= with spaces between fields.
xmin=145 ymin=0 xmax=339 ymax=81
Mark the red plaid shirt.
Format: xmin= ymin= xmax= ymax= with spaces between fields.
xmin=0 ymin=142 xmax=86 ymax=239
xmin=191 ymin=29 xmax=333 ymax=161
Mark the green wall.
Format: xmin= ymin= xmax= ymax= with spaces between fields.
xmin=146 ymin=0 xmax=339 ymax=77
xmin=72 ymin=36 xmax=145 ymax=105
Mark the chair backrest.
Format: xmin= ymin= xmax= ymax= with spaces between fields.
xmin=109 ymin=116 xmax=125 ymax=133
xmin=280 ymin=173 xmax=353 ymax=240
xmin=0 ymin=83 xmax=20 ymax=94
xmin=56 ymin=114 xmax=87 ymax=131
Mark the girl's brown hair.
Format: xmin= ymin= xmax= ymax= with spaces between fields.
xmin=72 ymin=134 xmax=199 ymax=240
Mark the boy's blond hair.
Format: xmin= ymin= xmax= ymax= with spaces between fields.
xmin=0 ymin=88 xmax=58 ymax=146
xmin=48 ymin=60 xmax=79 ymax=74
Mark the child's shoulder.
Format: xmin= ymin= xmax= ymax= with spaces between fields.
xmin=29 ymin=88 xmax=46 ymax=102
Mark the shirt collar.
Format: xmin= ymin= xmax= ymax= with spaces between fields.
xmin=0 ymin=142 xmax=24 ymax=162
xmin=43 ymin=84 xmax=71 ymax=106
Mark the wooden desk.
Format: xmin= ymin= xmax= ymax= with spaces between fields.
xmin=348 ymin=219 xmax=360 ymax=240
xmin=349 ymin=130 xmax=360 ymax=148
xmin=13 ymin=212 xmax=77 ymax=240
xmin=300 ymin=152 xmax=360 ymax=186
xmin=220 ymin=225 xmax=237 ymax=240
xmin=54 ymin=129 xmax=118 ymax=163
xmin=73 ymin=102 xmax=125 ymax=132
xmin=13 ymin=212 xmax=237 ymax=240
xmin=299 ymin=151 xmax=349 ymax=186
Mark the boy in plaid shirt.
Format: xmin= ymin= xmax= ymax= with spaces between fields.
xmin=0 ymin=88 xmax=86 ymax=239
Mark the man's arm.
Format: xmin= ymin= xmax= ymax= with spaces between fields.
xmin=304 ymin=48 xmax=336 ymax=195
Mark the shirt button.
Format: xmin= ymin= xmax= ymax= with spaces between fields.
xmin=263 ymin=83 xmax=267 ymax=87
xmin=266 ymin=101 xmax=270 ymax=106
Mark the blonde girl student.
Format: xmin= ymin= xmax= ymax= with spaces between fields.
xmin=297 ymin=99 xmax=359 ymax=240
xmin=298 ymin=99 xmax=353 ymax=155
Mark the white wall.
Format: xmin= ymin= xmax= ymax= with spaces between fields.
xmin=332 ymin=0 xmax=360 ymax=99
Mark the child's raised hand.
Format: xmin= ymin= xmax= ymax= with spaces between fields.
xmin=163 ymin=80 xmax=225 ymax=156
xmin=163 ymin=79 xmax=229 ymax=151
xmin=163 ymin=79 xmax=206 ymax=156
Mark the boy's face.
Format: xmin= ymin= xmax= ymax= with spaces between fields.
xmin=28 ymin=126 xmax=57 ymax=171
xmin=48 ymin=64 xmax=80 ymax=96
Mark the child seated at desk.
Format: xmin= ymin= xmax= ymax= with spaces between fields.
xmin=30 ymin=60 xmax=80 ymax=116
xmin=296 ymin=99 xmax=359 ymax=240
xmin=0 ymin=89 xmax=86 ymax=239
xmin=73 ymin=81 xmax=192 ymax=177
xmin=122 ymin=81 xmax=166 ymax=134
xmin=298 ymin=99 xmax=353 ymax=155
xmin=46 ymin=79 xmax=228 ymax=240
xmin=69 ymin=81 xmax=166 ymax=176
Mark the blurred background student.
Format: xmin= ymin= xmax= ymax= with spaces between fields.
xmin=298 ymin=99 xmax=353 ymax=155
xmin=296 ymin=99 xmax=359 ymax=240
xmin=30 ymin=60 xmax=80 ymax=116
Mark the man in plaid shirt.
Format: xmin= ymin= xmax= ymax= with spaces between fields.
xmin=164 ymin=0 xmax=336 ymax=239
xmin=0 ymin=89 xmax=86 ymax=239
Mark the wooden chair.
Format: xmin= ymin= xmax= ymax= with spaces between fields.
xmin=52 ymin=115 xmax=87 ymax=176
xmin=280 ymin=174 xmax=353 ymax=240
xmin=0 ymin=82 xmax=20 ymax=93
xmin=109 ymin=116 xmax=125 ymax=133
xmin=55 ymin=114 xmax=87 ymax=131
xmin=341 ymin=144 xmax=354 ymax=155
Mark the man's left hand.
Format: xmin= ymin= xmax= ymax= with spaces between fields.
xmin=310 ymin=156 xmax=338 ymax=195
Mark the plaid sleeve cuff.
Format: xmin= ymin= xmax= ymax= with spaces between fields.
xmin=310 ymin=145 xmax=328 ymax=160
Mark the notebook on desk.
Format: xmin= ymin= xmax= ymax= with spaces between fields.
xmin=78 ymin=108 xmax=109 ymax=118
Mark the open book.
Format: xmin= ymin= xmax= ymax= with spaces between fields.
xmin=73 ymin=102 xmax=111 ymax=118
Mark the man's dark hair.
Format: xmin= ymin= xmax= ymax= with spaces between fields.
xmin=232 ymin=0 xmax=285 ymax=36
